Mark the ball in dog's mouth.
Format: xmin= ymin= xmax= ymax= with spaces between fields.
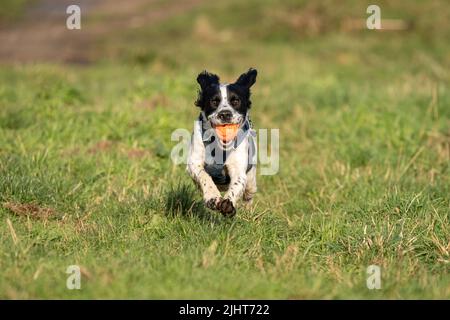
xmin=214 ymin=123 xmax=240 ymax=142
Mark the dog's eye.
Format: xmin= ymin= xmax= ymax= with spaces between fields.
xmin=230 ymin=98 xmax=240 ymax=107
xmin=211 ymin=98 xmax=220 ymax=107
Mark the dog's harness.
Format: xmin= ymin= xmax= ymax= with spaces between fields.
xmin=199 ymin=113 xmax=256 ymax=185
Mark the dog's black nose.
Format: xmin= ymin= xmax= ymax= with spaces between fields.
xmin=218 ymin=110 xmax=232 ymax=121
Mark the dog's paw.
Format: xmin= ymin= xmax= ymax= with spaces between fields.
xmin=243 ymin=198 xmax=253 ymax=210
xmin=243 ymin=191 xmax=255 ymax=202
xmin=205 ymin=197 xmax=220 ymax=211
xmin=216 ymin=198 xmax=236 ymax=217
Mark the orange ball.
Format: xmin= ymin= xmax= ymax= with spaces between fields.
xmin=215 ymin=124 xmax=240 ymax=142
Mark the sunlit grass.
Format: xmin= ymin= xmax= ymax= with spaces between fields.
xmin=0 ymin=0 xmax=448 ymax=299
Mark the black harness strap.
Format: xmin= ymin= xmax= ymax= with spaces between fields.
xmin=199 ymin=114 xmax=256 ymax=185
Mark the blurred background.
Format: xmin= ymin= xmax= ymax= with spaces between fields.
xmin=1 ymin=0 xmax=449 ymax=68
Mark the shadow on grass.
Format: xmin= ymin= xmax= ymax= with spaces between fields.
xmin=164 ymin=182 xmax=214 ymax=221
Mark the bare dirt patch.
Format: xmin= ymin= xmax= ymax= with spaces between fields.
xmin=87 ymin=140 xmax=114 ymax=154
xmin=3 ymin=201 xmax=56 ymax=219
xmin=0 ymin=0 xmax=204 ymax=64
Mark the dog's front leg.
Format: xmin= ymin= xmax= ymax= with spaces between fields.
xmin=187 ymin=163 xmax=221 ymax=210
xmin=187 ymin=123 xmax=222 ymax=211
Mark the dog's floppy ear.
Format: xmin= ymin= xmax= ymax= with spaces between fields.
xmin=197 ymin=71 xmax=220 ymax=91
xmin=235 ymin=68 xmax=257 ymax=88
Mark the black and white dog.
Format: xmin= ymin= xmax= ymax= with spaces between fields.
xmin=187 ymin=68 xmax=258 ymax=217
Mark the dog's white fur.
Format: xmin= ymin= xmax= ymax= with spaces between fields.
xmin=187 ymin=84 xmax=256 ymax=214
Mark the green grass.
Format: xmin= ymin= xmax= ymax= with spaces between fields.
xmin=0 ymin=0 xmax=449 ymax=299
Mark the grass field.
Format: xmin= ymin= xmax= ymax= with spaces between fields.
xmin=0 ymin=0 xmax=449 ymax=299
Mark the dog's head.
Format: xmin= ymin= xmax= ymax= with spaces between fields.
xmin=195 ymin=68 xmax=257 ymax=127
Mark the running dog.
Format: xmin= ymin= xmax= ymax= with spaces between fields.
xmin=187 ymin=68 xmax=258 ymax=217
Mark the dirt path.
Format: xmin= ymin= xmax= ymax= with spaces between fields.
xmin=0 ymin=0 xmax=203 ymax=64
